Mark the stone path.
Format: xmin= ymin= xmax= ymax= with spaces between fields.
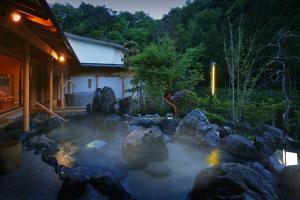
xmin=0 ymin=149 xmax=62 ymax=200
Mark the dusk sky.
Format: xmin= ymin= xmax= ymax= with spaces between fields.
xmin=46 ymin=0 xmax=186 ymax=19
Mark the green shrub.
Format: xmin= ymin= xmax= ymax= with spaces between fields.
xmin=242 ymin=98 xmax=285 ymax=126
xmin=176 ymin=91 xmax=199 ymax=117
xmin=206 ymin=112 xmax=226 ymax=125
xmin=198 ymin=95 xmax=230 ymax=119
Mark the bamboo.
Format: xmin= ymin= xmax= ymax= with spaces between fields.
xmin=35 ymin=101 xmax=67 ymax=121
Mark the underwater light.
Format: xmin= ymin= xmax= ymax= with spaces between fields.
xmin=86 ymin=140 xmax=107 ymax=149
xmin=207 ymin=149 xmax=220 ymax=166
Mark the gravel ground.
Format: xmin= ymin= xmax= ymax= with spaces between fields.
xmin=0 ymin=149 xmax=62 ymax=200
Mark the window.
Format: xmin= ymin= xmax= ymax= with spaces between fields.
xmin=0 ymin=75 xmax=9 ymax=86
xmin=88 ymin=79 xmax=92 ymax=88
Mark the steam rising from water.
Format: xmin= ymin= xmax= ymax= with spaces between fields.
xmin=47 ymin=118 xmax=210 ymax=200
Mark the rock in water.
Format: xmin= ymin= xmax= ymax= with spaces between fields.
xmin=57 ymin=167 xmax=90 ymax=200
xmin=278 ymin=165 xmax=300 ymax=200
xmin=122 ymin=128 xmax=168 ymax=168
xmin=160 ymin=118 xmax=180 ymax=135
xmin=119 ymin=97 xmax=133 ymax=115
xmin=91 ymin=87 xmax=116 ymax=115
xmin=220 ymin=134 xmax=257 ymax=160
xmin=90 ymin=175 xmax=132 ymax=200
xmin=254 ymin=132 xmax=277 ymax=168
xmin=218 ymin=126 xmax=233 ymax=138
xmin=175 ymin=109 xmax=219 ymax=148
xmin=188 ymin=163 xmax=279 ymax=200
xmin=57 ymin=179 xmax=87 ymax=200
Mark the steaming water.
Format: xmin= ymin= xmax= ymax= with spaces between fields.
xmin=47 ymin=119 xmax=209 ymax=200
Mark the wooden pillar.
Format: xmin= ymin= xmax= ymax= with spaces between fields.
xmin=48 ymin=59 xmax=53 ymax=112
xmin=59 ymin=66 xmax=64 ymax=108
xmin=19 ymin=63 xmax=23 ymax=107
xmin=23 ymin=42 xmax=30 ymax=133
xmin=122 ymin=77 xmax=125 ymax=98
xmin=96 ymin=75 xmax=98 ymax=89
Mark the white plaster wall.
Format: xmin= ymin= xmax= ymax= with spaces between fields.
xmin=113 ymin=48 xmax=124 ymax=64
xmin=98 ymin=77 xmax=123 ymax=98
xmin=70 ymin=76 xmax=97 ymax=93
xmin=69 ymin=75 xmax=134 ymax=99
xmin=124 ymin=77 xmax=134 ymax=97
xmin=67 ymin=37 xmax=124 ymax=65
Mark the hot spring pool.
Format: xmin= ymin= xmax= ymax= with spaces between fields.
xmin=47 ymin=118 xmax=209 ymax=200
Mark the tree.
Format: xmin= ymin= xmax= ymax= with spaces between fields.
xmin=176 ymin=44 xmax=206 ymax=90
xmin=127 ymin=39 xmax=205 ymax=116
xmin=127 ymin=38 xmax=178 ymax=104
xmin=224 ymin=17 xmax=269 ymax=122
xmin=266 ymin=30 xmax=300 ymax=130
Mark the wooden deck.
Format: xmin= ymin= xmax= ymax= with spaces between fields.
xmin=0 ymin=105 xmax=86 ymax=130
xmin=0 ymin=103 xmax=20 ymax=114
xmin=0 ymin=108 xmax=23 ymax=130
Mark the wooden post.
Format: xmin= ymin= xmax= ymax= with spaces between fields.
xmin=122 ymin=77 xmax=125 ymax=98
xmin=19 ymin=63 xmax=23 ymax=106
xmin=48 ymin=59 xmax=53 ymax=112
xmin=0 ymin=140 xmax=22 ymax=173
xmin=96 ymin=75 xmax=98 ymax=89
xmin=60 ymin=66 xmax=64 ymax=108
xmin=23 ymin=42 xmax=30 ymax=133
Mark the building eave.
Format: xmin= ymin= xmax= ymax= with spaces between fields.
xmin=81 ymin=63 xmax=125 ymax=68
xmin=65 ymin=32 xmax=127 ymax=52
xmin=38 ymin=0 xmax=80 ymax=66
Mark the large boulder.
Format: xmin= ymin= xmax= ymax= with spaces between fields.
xmin=175 ymin=110 xmax=219 ymax=148
xmin=81 ymin=185 xmax=110 ymax=200
xmin=255 ymin=132 xmax=276 ymax=157
xmin=220 ymin=134 xmax=256 ymax=160
xmin=160 ymin=118 xmax=180 ymax=135
xmin=57 ymin=167 xmax=132 ymax=200
xmin=247 ymin=162 xmax=277 ymax=189
xmin=122 ymin=127 xmax=168 ymax=168
xmin=41 ymin=150 xmax=59 ymax=170
xmin=90 ymin=175 xmax=132 ymax=200
xmin=188 ymin=163 xmax=279 ymax=200
xmin=219 ymin=126 xmax=233 ymax=138
xmin=91 ymin=87 xmax=116 ymax=115
xmin=254 ymin=132 xmax=277 ymax=168
xmin=25 ymin=134 xmax=58 ymax=154
xmin=57 ymin=167 xmax=91 ymax=200
xmin=256 ymin=124 xmax=285 ymax=142
xmin=57 ymin=178 xmax=88 ymax=200
xmin=268 ymin=155 xmax=284 ymax=175
xmin=278 ymin=165 xmax=300 ymax=200
xmin=119 ymin=97 xmax=134 ymax=115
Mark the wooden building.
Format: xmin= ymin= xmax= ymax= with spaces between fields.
xmin=0 ymin=0 xmax=80 ymax=132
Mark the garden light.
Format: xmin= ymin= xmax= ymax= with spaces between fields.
xmin=283 ymin=149 xmax=298 ymax=166
xmin=11 ymin=12 xmax=21 ymax=22
xmin=211 ymin=62 xmax=216 ymax=96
